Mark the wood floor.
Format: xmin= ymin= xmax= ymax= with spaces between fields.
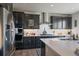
xmin=14 ymin=48 xmax=41 ymax=56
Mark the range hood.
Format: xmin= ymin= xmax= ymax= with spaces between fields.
xmin=42 ymin=12 xmax=45 ymax=23
xmin=41 ymin=12 xmax=49 ymax=24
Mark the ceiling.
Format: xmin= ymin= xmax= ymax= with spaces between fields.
xmin=13 ymin=3 xmax=79 ymax=14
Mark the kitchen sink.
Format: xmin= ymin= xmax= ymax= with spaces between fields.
xmin=59 ymin=36 xmax=73 ymax=40
xmin=40 ymin=34 xmax=52 ymax=36
xmin=40 ymin=34 xmax=65 ymax=38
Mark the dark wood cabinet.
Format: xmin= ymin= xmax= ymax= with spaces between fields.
xmin=13 ymin=12 xmax=24 ymax=50
xmin=5 ymin=3 xmax=13 ymax=12
xmin=23 ymin=37 xmax=31 ymax=49
xmin=15 ymin=36 xmax=45 ymax=52
xmin=23 ymin=14 xmax=40 ymax=29
xmin=0 ymin=3 xmax=13 ymax=12
xmin=50 ymin=16 xmax=72 ymax=29
xmin=15 ymin=42 xmax=23 ymax=50
xmin=66 ymin=17 xmax=72 ymax=29
xmin=35 ymin=38 xmax=41 ymax=48
xmin=23 ymin=38 xmax=30 ymax=49
xmin=23 ymin=37 xmax=41 ymax=49
xmin=13 ymin=12 xmax=24 ymax=28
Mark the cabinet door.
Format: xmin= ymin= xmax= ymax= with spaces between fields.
xmin=33 ymin=15 xmax=39 ymax=29
xmin=28 ymin=38 xmax=32 ymax=49
xmin=18 ymin=13 xmax=23 ymax=28
xmin=35 ymin=37 xmax=41 ymax=48
xmin=30 ymin=38 xmax=35 ymax=48
xmin=37 ymin=39 xmax=41 ymax=48
xmin=23 ymin=14 xmax=30 ymax=29
xmin=23 ymin=37 xmax=35 ymax=49
xmin=13 ymin=12 xmax=19 ymax=28
xmin=23 ymin=37 xmax=42 ymax=49
xmin=57 ymin=17 xmax=63 ymax=29
xmin=23 ymin=14 xmax=27 ymax=29
xmin=23 ymin=14 xmax=39 ymax=29
xmin=66 ymin=17 xmax=72 ymax=29
xmin=50 ymin=16 xmax=72 ymax=29
xmin=23 ymin=38 xmax=29 ymax=49
xmin=0 ymin=3 xmax=13 ymax=12
xmin=35 ymin=38 xmax=38 ymax=48
xmin=52 ymin=16 xmax=58 ymax=29
xmin=50 ymin=16 xmax=52 ymax=29
xmin=13 ymin=12 xmax=24 ymax=28
xmin=6 ymin=3 xmax=13 ymax=12
xmin=15 ymin=42 xmax=23 ymax=50
xmin=62 ymin=17 xmax=67 ymax=29
xmin=51 ymin=16 xmax=60 ymax=29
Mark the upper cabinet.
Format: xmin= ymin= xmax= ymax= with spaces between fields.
xmin=50 ymin=16 xmax=72 ymax=29
xmin=13 ymin=12 xmax=24 ymax=28
xmin=23 ymin=14 xmax=40 ymax=29
xmin=65 ymin=17 xmax=72 ymax=29
xmin=0 ymin=3 xmax=13 ymax=12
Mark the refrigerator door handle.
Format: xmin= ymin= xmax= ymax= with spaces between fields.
xmin=10 ymin=15 xmax=15 ymax=45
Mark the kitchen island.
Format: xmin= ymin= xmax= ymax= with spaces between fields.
xmin=40 ymin=38 xmax=79 ymax=56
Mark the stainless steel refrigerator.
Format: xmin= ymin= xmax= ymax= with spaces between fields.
xmin=0 ymin=7 xmax=15 ymax=56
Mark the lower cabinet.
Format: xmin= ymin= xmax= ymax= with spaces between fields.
xmin=23 ymin=37 xmax=42 ymax=49
xmin=15 ymin=37 xmax=45 ymax=51
xmin=35 ymin=38 xmax=41 ymax=48
xmin=15 ymin=42 xmax=23 ymax=50
xmin=23 ymin=37 xmax=32 ymax=49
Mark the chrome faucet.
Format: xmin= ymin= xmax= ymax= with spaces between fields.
xmin=42 ymin=28 xmax=47 ymax=35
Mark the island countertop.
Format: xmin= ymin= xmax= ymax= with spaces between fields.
xmin=40 ymin=38 xmax=79 ymax=56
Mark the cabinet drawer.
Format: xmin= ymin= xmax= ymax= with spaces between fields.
xmin=15 ymin=42 xmax=23 ymax=50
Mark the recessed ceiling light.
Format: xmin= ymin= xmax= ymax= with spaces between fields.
xmin=56 ymin=11 xmax=58 ymax=12
xmin=50 ymin=4 xmax=54 ymax=7
xmin=72 ymin=8 xmax=74 ymax=9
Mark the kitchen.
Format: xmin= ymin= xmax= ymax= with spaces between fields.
xmin=0 ymin=3 xmax=79 ymax=56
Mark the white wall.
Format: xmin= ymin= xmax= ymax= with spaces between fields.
xmin=72 ymin=11 xmax=79 ymax=35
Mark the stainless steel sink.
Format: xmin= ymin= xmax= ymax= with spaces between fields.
xmin=40 ymin=34 xmax=52 ymax=36
xmin=40 ymin=34 xmax=66 ymax=38
xmin=40 ymin=34 xmax=53 ymax=38
xmin=60 ymin=36 xmax=73 ymax=40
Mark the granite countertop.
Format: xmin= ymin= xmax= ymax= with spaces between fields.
xmin=40 ymin=38 xmax=79 ymax=56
